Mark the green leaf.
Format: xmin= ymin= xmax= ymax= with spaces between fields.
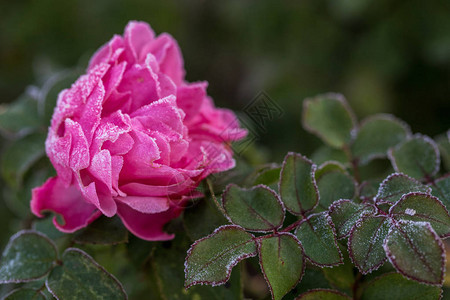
xmin=184 ymin=225 xmax=257 ymax=288
xmin=183 ymin=196 xmax=228 ymax=241
xmin=388 ymin=135 xmax=440 ymax=179
xmin=0 ymin=230 xmax=57 ymax=283
xmin=315 ymin=162 xmax=356 ymax=211
xmin=1 ymin=133 xmax=46 ymax=188
xmin=360 ymin=273 xmax=442 ymax=300
xmin=348 ymin=215 xmax=390 ymax=274
xmin=328 ymin=200 xmax=376 ymax=239
xmin=384 ymin=220 xmax=444 ymax=285
xmin=249 ymin=164 xmax=281 ymax=191
xmin=46 ymin=248 xmax=127 ymax=300
xmin=222 ymin=184 xmax=285 ymax=232
xmin=315 ymin=161 xmax=348 ymax=178
xmin=352 ymin=114 xmax=411 ymax=165
xmin=258 ymin=233 xmax=304 ymax=300
xmin=73 ymin=216 xmax=128 ymax=245
xmin=152 ymin=234 xmax=243 ymax=300
xmin=302 ymin=93 xmax=356 ymax=148
xmin=297 ymin=289 xmax=351 ymax=299
xmin=375 ymin=173 xmax=431 ymax=204
xmin=295 ymin=212 xmax=342 ymax=266
xmin=279 ymin=152 xmax=319 ymax=215
xmin=3 ymin=288 xmax=46 ymax=300
xmin=389 ymin=192 xmax=450 ymax=238
xmin=0 ymin=93 xmax=41 ymax=137
xmin=431 ymin=175 xmax=450 ymax=210
xmin=311 ymin=146 xmax=348 ymax=165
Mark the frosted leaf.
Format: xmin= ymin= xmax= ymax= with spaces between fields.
xmin=388 ymin=134 xmax=440 ymax=179
xmin=329 ymin=200 xmax=376 ymax=239
xmin=295 ymin=212 xmax=342 ymax=267
xmin=389 ymin=192 xmax=450 ymax=238
xmin=184 ymin=225 xmax=257 ymax=288
xmin=0 ymin=230 xmax=57 ymax=283
xmin=375 ymin=173 xmax=431 ymax=204
xmin=383 ymin=220 xmax=445 ymax=285
xmin=258 ymin=233 xmax=304 ymax=300
xmin=351 ymin=114 xmax=411 ymax=165
xmin=348 ymin=215 xmax=390 ymax=274
xmin=404 ymin=208 xmax=416 ymax=216
xmin=431 ymin=175 xmax=450 ymax=210
xmin=302 ymin=93 xmax=356 ymax=149
xmin=279 ymin=152 xmax=319 ymax=215
xmin=222 ymin=184 xmax=285 ymax=232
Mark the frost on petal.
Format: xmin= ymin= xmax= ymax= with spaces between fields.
xmin=31 ymin=177 xmax=100 ymax=233
xmin=45 ymin=131 xmax=72 ymax=185
xmin=117 ymin=64 xmax=160 ymax=112
xmin=124 ymin=21 xmax=155 ymax=63
xmin=102 ymin=61 xmax=127 ymax=100
xmin=115 ymin=196 xmax=169 ymax=214
xmin=116 ymin=200 xmax=184 ymax=241
xmin=189 ymin=97 xmax=247 ymax=142
xmin=65 ymin=119 xmax=90 ymax=171
xmin=36 ymin=21 xmax=247 ymax=240
xmin=76 ymin=177 xmax=117 ymax=217
xmin=88 ymin=35 xmax=124 ymax=70
xmin=144 ymin=33 xmax=185 ymax=85
xmin=176 ymin=82 xmax=207 ymax=122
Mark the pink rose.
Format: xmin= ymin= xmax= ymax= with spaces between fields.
xmin=31 ymin=21 xmax=246 ymax=241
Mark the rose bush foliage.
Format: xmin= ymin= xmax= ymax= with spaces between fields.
xmin=30 ymin=21 xmax=246 ymax=241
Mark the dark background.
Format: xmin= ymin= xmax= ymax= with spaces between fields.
xmin=1 ymin=0 xmax=449 ymax=161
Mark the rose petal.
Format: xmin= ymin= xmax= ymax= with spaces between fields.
xmin=31 ymin=177 xmax=100 ymax=233
xmin=176 ymin=82 xmax=207 ymax=122
xmin=115 ymin=196 xmax=169 ymax=214
xmin=117 ymin=201 xmax=184 ymax=241
xmin=124 ymin=21 xmax=155 ymax=63
xmin=88 ymin=35 xmax=124 ymax=70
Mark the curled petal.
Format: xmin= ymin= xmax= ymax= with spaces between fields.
xmin=31 ymin=177 xmax=100 ymax=233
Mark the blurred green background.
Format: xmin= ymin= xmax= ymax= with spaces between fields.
xmin=1 ymin=0 xmax=450 ymax=251
xmin=0 ymin=1 xmax=449 ymax=297
xmin=1 ymin=0 xmax=449 ymax=158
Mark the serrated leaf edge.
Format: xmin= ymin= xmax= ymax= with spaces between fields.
xmin=278 ymin=152 xmax=319 ymax=216
xmin=375 ymin=172 xmax=432 ymax=203
xmin=353 ymin=113 xmax=412 ymax=165
xmin=383 ymin=220 xmax=445 ymax=286
xmin=348 ymin=215 xmax=389 ymax=275
xmin=184 ymin=225 xmax=257 ymax=289
xmin=389 ymin=192 xmax=450 ymax=238
xmin=315 ymin=160 xmax=349 ymax=180
xmin=388 ymin=134 xmax=441 ymax=179
xmin=328 ymin=199 xmax=377 ymax=239
xmin=258 ymin=232 xmax=305 ymax=300
xmin=295 ymin=212 xmax=343 ymax=267
xmin=0 ymin=230 xmax=58 ymax=284
xmin=302 ymin=93 xmax=358 ymax=148
xmin=222 ymin=184 xmax=286 ymax=232
xmin=45 ymin=247 xmax=128 ymax=300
